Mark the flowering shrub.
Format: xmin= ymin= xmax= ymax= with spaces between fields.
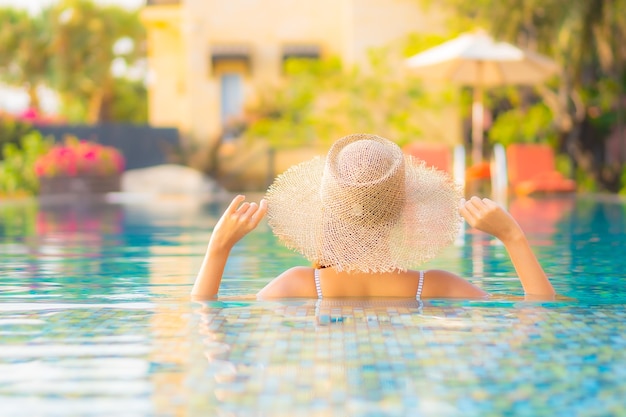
xmin=34 ymin=136 xmax=125 ymax=178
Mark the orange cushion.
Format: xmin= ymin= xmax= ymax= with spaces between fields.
xmin=507 ymin=144 xmax=575 ymax=195
xmin=466 ymin=161 xmax=491 ymax=181
xmin=507 ymin=144 xmax=556 ymax=184
xmin=403 ymin=143 xmax=451 ymax=173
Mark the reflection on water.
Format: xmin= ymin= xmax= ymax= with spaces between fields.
xmin=188 ymin=299 xmax=626 ymax=416
xmin=509 ymin=195 xmax=575 ymax=237
xmin=0 ymin=195 xmax=625 ymax=416
xmin=1 ymin=201 xmax=151 ymax=301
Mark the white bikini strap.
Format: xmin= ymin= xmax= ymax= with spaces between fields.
xmin=315 ymin=269 xmax=422 ymax=299
xmin=416 ymin=270 xmax=425 ymax=300
xmin=314 ymin=269 xmax=323 ymax=299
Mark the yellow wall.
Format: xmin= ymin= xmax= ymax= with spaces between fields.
xmin=142 ymin=7 xmax=186 ymax=128
xmin=141 ymin=0 xmax=458 ymax=149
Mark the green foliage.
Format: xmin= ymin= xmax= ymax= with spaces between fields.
xmin=584 ymin=77 xmax=623 ymax=138
xmin=0 ymin=7 xmax=52 ymax=109
xmin=244 ymin=46 xmax=453 ymax=149
xmin=245 ymin=57 xmax=342 ymax=148
xmin=0 ymin=1 xmax=146 ymax=123
xmin=555 ymin=153 xmax=573 ymax=178
xmin=49 ymin=0 xmax=146 ymax=123
xmin=0 ymin=117 xmax=34 ymax=160
xmin=110 ymin=78 xmax=148 ymax=124
xmin=403 ymin=32 xmax=460 ymax=57
xmin=488 ymin=103 xmax=558 ymax=147
xmin=58 ymin=77 xmax=148 ymax=124
xmin=0 ymin=131 xmax=52 ymax=196
xmin=575 ymin=167 xmax=599 ymax=193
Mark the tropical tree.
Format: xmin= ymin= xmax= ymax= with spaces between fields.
xmin=0 ymin=1 xmax=146 ymax=124
xmin=0 ymin=7 xmax=53 ymax=111
xmin=418 ymin=0 xmax=626 ymax=190
xmin=48 ymin=0 xmax=145 ymax=123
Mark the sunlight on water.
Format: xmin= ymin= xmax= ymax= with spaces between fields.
xmin=1 ymin=195 xmax=625 ymax=416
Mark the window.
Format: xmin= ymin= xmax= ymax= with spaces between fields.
xmin=220 ymin=73 xmax=244 ymax=140
xmin=211 ymin=45 xmax=251 ymax=73
xmin=282 ymin=44 xmax=321 ymax=62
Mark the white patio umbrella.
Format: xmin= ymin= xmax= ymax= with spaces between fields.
xmin=406 ymin=31 xmax=559 ymax=164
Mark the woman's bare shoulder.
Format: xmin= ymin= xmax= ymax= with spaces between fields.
xmin=422 ymin=269 xmax=489 ymax=298
xmin=256 ymin=266 xmax=317 ymax=299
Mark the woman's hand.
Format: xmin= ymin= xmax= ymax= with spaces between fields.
xmin=209 ymin=195 xmax=268 ymax=252
xmin=459 ymin=197 xmax=523 ymax=243
xmin=192 ymin=195 xmax=268 ymax=299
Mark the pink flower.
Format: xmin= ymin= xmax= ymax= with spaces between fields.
xmin=35 ymin=138 xmax=125 ymax=178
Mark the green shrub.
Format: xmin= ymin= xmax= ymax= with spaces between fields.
xmin=0 ymin=131 xmax=52 ymax=196
xmin=555 ymin=153 xmax=573 ymax=178
xmin=0 ymin=117 xmax=34 ymax=160
xmin=575 ymin=167 xmax=599 ymax=193
xmin=488 ymin=103 xmax=558 ymax=147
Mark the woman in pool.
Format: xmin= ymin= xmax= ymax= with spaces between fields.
xmin=192 ymin=134 xmax=555 ymax=300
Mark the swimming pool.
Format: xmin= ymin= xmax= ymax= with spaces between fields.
xmin=1 ymin=194 xmax=625 ymax=416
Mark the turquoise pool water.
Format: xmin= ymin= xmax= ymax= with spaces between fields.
xmin=1 ymin=194 xmax=625 ymax=416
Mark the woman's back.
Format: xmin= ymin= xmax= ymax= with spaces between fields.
xmin=256 ymin=267 xmax=488 ymax=299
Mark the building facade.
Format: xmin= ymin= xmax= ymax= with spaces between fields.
xmin=141 ymin=0 xmax=455 ymax=147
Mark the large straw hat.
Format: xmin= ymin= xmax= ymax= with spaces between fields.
xmin=266 ymin=134 xmax=462 ymax=273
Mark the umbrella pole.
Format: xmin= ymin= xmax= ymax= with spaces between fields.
xmin=471 ymin=63 xmax=484 ymax=165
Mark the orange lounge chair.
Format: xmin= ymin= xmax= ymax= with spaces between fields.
xmin=402 ymin=142 xmax=469 ymax=189
xmin=506 ymin=143 xmax=576 ymax=196
xmin=402 ymin=142 xmax=452 ymax=173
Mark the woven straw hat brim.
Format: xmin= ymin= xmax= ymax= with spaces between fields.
xmin=266 ymin=155 xmax=326 ymax=259
xmin=266 ymin=154 xmax=462 ymax=273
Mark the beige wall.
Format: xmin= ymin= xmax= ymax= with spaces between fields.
xmin=141 ymin=0 xmax=459 ymax=150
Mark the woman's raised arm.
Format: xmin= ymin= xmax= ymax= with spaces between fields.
xmin=460 ymin=197 xmax=555 ymax=297
xmin=191 ymin=195 xmax=268 ymax=300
